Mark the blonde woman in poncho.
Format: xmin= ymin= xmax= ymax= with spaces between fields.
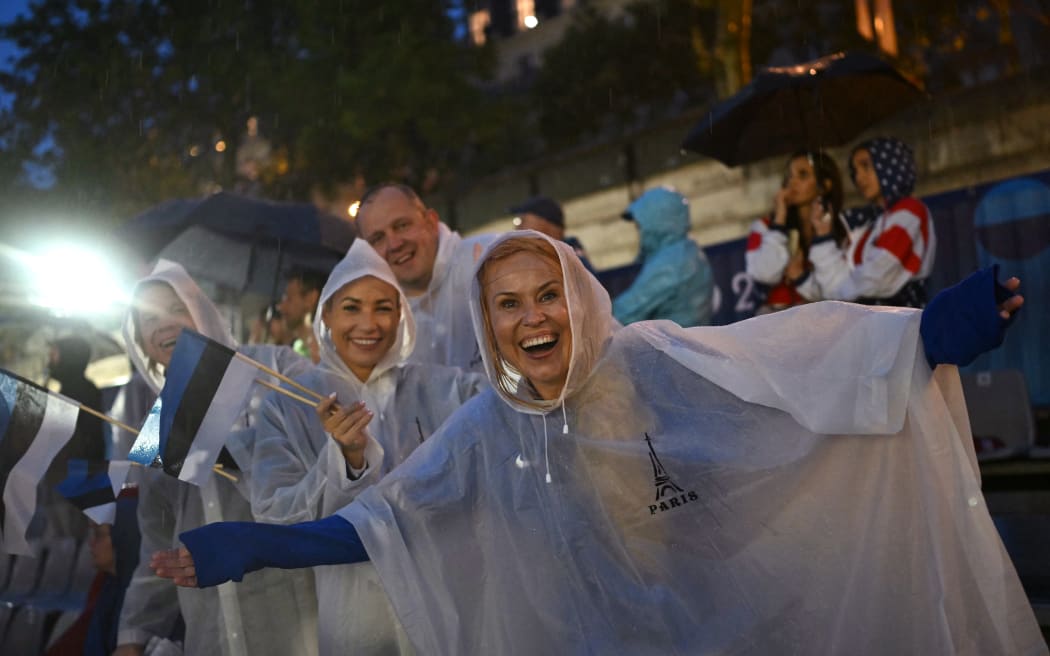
xmin=156 ymin=234 xmax=1042 ymax=655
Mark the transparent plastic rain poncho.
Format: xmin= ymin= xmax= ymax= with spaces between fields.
xmin=336 ymin=231 xmax=1045 ymax=655
xmin=405 ymin=222 xmax=494 ymax=370
xmin=117 ymin=260 xmax=318 ymax=656
xmin=250 ymin=241 xmax=487 ymax=655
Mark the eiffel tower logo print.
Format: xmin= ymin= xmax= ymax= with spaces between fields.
xmin=646 ymin=432 xmax=684 ymax=502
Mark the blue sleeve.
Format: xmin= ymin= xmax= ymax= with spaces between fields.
xmin=920 ymin=265 xmax=1018 ymax=369
xmin=180 ymin=515 xmax=369 ymax=588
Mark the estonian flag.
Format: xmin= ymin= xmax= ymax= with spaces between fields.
xmin=56 ymin=458 xmax=132 ymax=525
xmin=128 ymin=330 xmax=256 ymax=486
xmin=0 ymin=369 xmax=82 ymax=554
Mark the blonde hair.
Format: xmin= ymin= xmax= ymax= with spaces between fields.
xmin=477 ymin=237 xmax=563 ymax=405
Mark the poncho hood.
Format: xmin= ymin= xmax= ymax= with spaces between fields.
xmin=625 ymin=187 xmax=691 ymax=257
xmin=314 ymin=239 xmax=416 ymax=384
xmin=469 ymin=230 xmax=615 ymax=416
xmin=851 ymin=136 xmax=917 ymax=207
xmin=122 ymin=259 xmax=237 ymax=395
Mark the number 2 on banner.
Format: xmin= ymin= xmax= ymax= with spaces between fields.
xmin=732 ymin=272 xmax=758 ymax=315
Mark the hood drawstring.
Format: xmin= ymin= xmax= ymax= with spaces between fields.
xmin=541 ymin=405 xmax=569 ymax=485
xmin=542 ymin=414 xmax=552 ymax=484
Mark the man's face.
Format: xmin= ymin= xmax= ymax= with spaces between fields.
xmin=516 ymin=213 xmax=563 ymax=240
xmin=356 ymin=188 xmax=441 ymax=296
xmin=279 ymin=278 xmax=319 ymax=327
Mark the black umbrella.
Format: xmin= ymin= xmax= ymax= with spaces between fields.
xmin=682 ymin=51 xmax=926 ymax=167
xmin=118 ymin=192 xmax=356 ymax=296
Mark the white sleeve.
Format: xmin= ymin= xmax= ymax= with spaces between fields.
xmin=319 ymin=434 xmax=386 ymax=516
xmin=816 ymin=205 xmax=929 ymax=301
xmin=793 ymin=268 xmax=823 ymax=301
xmin=744 ymin=219 xmax=790 ymax=285
xmin=804 ymin=237 xmax=850 ymax=300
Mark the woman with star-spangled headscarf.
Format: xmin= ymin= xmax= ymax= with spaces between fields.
xmin=795 ymin=137 xmax=936 ymax=307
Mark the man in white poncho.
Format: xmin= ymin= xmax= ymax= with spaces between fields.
xmin=115 ymin=260 xmax=318 ymax=656
xmin=157 ymin=234 xmax=1045 ymax=655
xmin=355 ymin=183 xmax=495 ymax=370
xmin=248 ymin=240 xmax=487 ymax=654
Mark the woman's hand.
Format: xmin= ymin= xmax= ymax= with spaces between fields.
xmin=785 ymin=250 xmax=807 ymax=281
xmin=773 ymin=188 xmax=789 ymax=226
xmin=316 ymin=394 xmax=373 ymax=469
xmin=998 ymin=277 xmax=1024 ymax=319
xmin=808 ymin=198 xmax=833 ymax=238
xmin=151 ymin=547 xmax=198 ymax=587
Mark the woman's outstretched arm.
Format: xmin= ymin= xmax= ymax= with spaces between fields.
xmin=151 ymin=514 xmax=369 ymax=588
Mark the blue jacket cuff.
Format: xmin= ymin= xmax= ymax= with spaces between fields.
xmin=920 ymin=265 xmax=1017 ymax=369
xmin=181 ymin=515 xmax=367 ymax=588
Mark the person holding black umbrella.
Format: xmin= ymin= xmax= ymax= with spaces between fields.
xmin=796 ymin=137 xmax=936 ymax=307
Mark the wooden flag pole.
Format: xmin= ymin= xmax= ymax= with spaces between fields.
xmin=234 ymin=352 xmax=326 ymax=402
xmin=254 ymin=378 xmax=320 ymax=409
xmin=77 ymin=403 xmax=140 ymax=436
xmin=74 ymin=403 xmax=238 ymax=483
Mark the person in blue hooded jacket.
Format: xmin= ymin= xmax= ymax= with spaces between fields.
xmin=612 ymin=186 xmax=714 ymax=327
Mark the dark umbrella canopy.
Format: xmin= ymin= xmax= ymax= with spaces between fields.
xmin=118 ymin=192 xmax=356 ymax=295
xmin=121 ymin=191 xmax=355 ymax=258
xmin=682 ymin=51 xmax=926 ymax=167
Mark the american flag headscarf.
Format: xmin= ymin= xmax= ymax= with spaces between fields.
xmin=850 ymin=137 xmax=917 ymax=207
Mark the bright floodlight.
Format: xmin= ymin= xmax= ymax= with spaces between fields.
xmin=29 ymin=245 xmax=129 ymax=315
xmin=523 ymin=15 xmax=538 ymax=28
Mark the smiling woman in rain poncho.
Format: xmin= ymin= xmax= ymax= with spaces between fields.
xmin=154 ymin=234 xmax=1043 ymax=655
xmin=247 ymin=240 xmax=487 ymax=655
xmin=115 ymin=260 xmax=318 ymax=656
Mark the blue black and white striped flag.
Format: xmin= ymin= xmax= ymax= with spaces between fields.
xmin=56 ymin=458 xmax=132 ymax=525
xmin=0 ymin=369 xmax=82 ymax=554
xmin=128 ymin=330 xmax=256 ymax=486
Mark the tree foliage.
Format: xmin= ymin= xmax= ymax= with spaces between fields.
xmin=0 ymin=0 xmax=496 ymax=222
xmin=531 ymin=0 xmax=717 ymax=151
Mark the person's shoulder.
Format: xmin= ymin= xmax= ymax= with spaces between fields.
xmin=420 ymin=386 xmax=504 ymax=451
xmin=749 ymin=214 xmax=774 ymax=230
xmin=399 ymin=361 xmax=481 ymax=388
xmin=238 ymin=342 xmax=292 ymax=362
xmin=241 ymin=343 xmax=312 ymax=374
xmin=455 ymin=232 xmax=498 ymax=256
xmin=887 ymin=196 xmax=930 ymax=220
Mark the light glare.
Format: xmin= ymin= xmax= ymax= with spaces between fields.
xmin=29 ymin=245 xmax=129 ymax=315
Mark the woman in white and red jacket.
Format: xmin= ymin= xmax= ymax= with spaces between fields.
xmin=796 ymin=137 xmax=936 ymax=308
xmin=745 ymin=150 xmax=848 ymax=312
